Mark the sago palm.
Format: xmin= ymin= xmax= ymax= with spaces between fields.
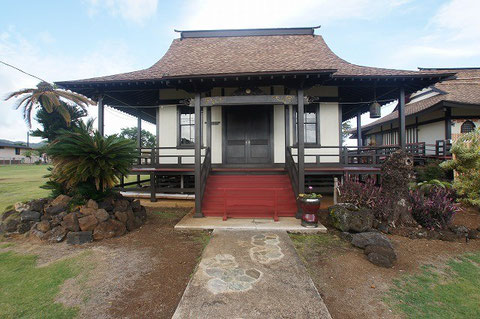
xmin=47 ymin=125 xmax=136 ymax=192
xmin=5 ymin=81 xmax=94 ymax=127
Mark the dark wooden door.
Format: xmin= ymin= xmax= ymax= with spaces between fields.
xmin=225 ymin=106 xmax=272 ymax=164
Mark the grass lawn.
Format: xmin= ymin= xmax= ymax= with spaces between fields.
xmin=0 ymin=165 xmax=50 ymax=213
xmin=386 ymin=252 xmax=480 ymax=319
xmin=0 ymin=249 xmax=90 ymax=318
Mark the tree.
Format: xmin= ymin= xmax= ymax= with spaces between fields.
xmin=23 ymin=150 xmax=33 ymax=163
xmin=31 ymin=103 xmax=87 ymax=142
xmin=341 ymin=121 xmax=352 ymax=144
xmin=441 ymin=128 xmax=480 ymax=207
xmin=119 ymin=127 xmax=156 ymax=148
xmin=47 ymin=124 xmax=136 ymax=195
xmin=5 ymin=81 xmax=93 ymax=127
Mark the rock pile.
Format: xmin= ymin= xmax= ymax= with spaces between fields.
xmin=0 ymin=194 xmax=146 ymax=245
xmin=341 ymin=232 xmax=397 ymax=268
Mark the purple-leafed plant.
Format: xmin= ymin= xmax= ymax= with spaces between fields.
xmin=408 ymin=187 xmax=459 ymax=230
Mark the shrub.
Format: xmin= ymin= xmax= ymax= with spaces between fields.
xmin=408 ymin=187 xmax=459 ymax=230
xmin=441 ymin=129 xmax=480 ymax=207
xmin=46 ymin=124 xmax=136 ymax=199
xmin=411 ymin=179 xmax=453 ymax=194
xmin=415 ymin=160 xmax=448 ymax=182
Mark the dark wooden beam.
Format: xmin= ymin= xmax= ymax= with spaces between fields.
xmin=398 ymin=87 xmax=406 ymax=149
xmin=445 ymin=107 xmax=452 ymax=140
xmin=206 ymin=106 xmax=212 ymax=148
xmin=98 ymin=95 xmax=104 ymax=136
xmin=193 ymin=93 xmax=203 ymax=217
xmin=297 ymin=89 xmax=305 ymax=204
xmin=357 ymin=110 xmax=362 ymax=147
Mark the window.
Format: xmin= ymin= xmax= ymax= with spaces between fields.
xmin=461 ymin=120 xmax=476 ymax=134
xmin=295 ymin=105 xmax=319 ymax=144
xmin=178 ymin=106 xmax=195 ymax=146
xmin=15 ymin=148 xmax=21 ymax=155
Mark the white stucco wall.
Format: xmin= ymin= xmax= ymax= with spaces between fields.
xmin=417 ymin=121 xmax=445 ymax=145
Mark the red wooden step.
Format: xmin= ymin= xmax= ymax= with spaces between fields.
xmin=202 ymin=174 xmax=297 ymax=220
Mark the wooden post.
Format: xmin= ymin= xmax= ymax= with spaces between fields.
xmin=445 ymin=107 xmax=452 ymax=140
xmin=137 ymin=112 xmax=142 ymax=186
xmin=333 ymin=177 xmax=338 ymax=204
xmin=150 ymin=173 xmax=157 ymax=202
xmin=356 ymin=110 xmax=362 ymax=147
xmin=398 ymin=87 xmax=406 ymax=149
xmin=98 ymin=95 xmax=104 ymax=136
xmin=206 ymin=106 xmax=212 ymax=148
xmin=297 ymin=89 xmax=305 ymax=219
xmin=194 ymin=92 xmax=203 ymax=217
xmin=285 ymin=105 xmax=290 ymax=162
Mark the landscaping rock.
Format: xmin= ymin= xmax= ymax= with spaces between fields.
xmin=20 ymin=210 xmax=41 ymax=222
xmin=328 ymin=204 xmax=374 ymax=233
xmin=1 ymin=210 xmax=16 ymax=221
xmin=134 ymin=206 xmax=147 ymax=222
xmin=44 ymin=204 xmax=66 ymax=215
xmin=86 ymin=199 xmax=98 ymax=209
xmin=93 ymin=221 xmax=116 ymax=240
xmin=364 ymin=244 xmax=397 ymax=268
xmin=51 ymin=194 xmax=72 ymax=207
xmin=114 ymin=199 xmax=129 ymax=212
xmin=28 ymin=198 xmax=48 ymax=212
xmin=0 ymin=218 xmax=19 ymax=233
xmin=78 ymin=215 xmax=98 ymax=232
xmin=51 ymin=212 xmax=67 ymax=227
xmin=14 ymin=202 xmax=30 ymax=212
xmin=451 ymin=225 xmax=469 ymax=237
xmin=111 ymin=219 xmax=127 ymax=237
xmin=349 ymin=232 xmax=393 ymax=250
xmin=114 ymin=211 xmax=128 ymax=224
xmin=31 ymin=228 xmax=49 ymax=240
xmin=67 ymin=231 xmax=93 ymax=245
xmin=98 ymin=197 xmax=115 ymax=212
xmin=131 ymin=199 xmax=141 ymax=212
xmin=17 ymin=221 xmax=34 ymax=234
xmin=94 ymin=209 xmax=110 ymax=222
xmin=61 ymin=212 xmax=80 ymax=232
xmin=79 ymin=206 xmax=97 ymax=215
xmin=50 ymin=226 xmax=67 ymax=242
xmin=36 ymin=220 xmax=51 ymax=233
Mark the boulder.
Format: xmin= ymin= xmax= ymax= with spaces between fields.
xmin=15 ymin=202 xmax=30 ymax=212
xmin=93 ymin=221 xmax=116 ymax=240
xmin=364 ymin=245 xmax=397 ymax=268
xmin=66 ymin=231 xmax=93 ymax=245
xmin=61 ymin=212 xmax=80 ymax=232
xmin=51 ymin=212 xmax=67 ymax=227
xmin=131 ymin=200 xmax=141 ymax=212
xmin=78 ymin=215 xmax=98 ymax=232
xmin=45 ymin=195 xmax=71 ymax=215
xmin=36 ymin=220 xmax=51 ymax=233
xmin=98 ymin=197 xmax=115 ymax=212
xmin=28 ymin=198 xmax=48 ymax=212
xmin=86 ymin=199 xmax=99 ymax=209
xmin=1 ymin=210 xmax=16 ymax=221
xmin=468 ymin=229 xmax=480 ymax=240
xmin=31 ymin=228 xmax=50 ymax=240
xmin=328 ymin=204 xmax=374 ymax=233
xmin=50 ymin=226 xmax=67 ymax=242
xmin=450 ymin=225 xmax=469 ymax=237
xmin=20 ymin=210 xmax=41 ymax=222
xmin=0 ymin=218 xmax=19 ymax=233
xmin=134 ymin=206 xmax=147 ymax=222
xmin=114 ymin=199 xmax=129 ymax=212
xmin=111 ymin=219 xmax=127 ymax=237
xmin=79 ymin=206 xmax=96 ymax=215
xmin=114 ymin=211 xmax=128 ymax=224
xmin=51 ymin=194 xmax=72 ymax=207
xmin=94 ymin=209 xmax=110 ymax=222
xmin=349 ymin=232 xmax=393 ymax=250
xmin=17 ymin=221 xmax=34 ymax=234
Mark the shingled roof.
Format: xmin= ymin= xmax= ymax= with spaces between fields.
xmin=358 ymin=68 xmax=480 ymax=132
xmin=56 ymin=28 xmax=452 ymax=85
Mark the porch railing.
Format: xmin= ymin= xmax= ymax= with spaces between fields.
xmin=285 ymin=146 xmax=299 ymax=197
xmin=200 ymin=147 xmax=212 ymax=203
xmin=134 ymin=146 xmax=208 ymax=166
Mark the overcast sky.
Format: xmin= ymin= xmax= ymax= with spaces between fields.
xmin=1 ymin=0 xmax=479 ymax=143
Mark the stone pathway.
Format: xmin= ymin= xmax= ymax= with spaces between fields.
xmin=173 ymin=230 xmax=331 ymax=319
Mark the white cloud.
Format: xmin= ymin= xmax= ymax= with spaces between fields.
xmin=390 ymin=0 xmax=480 ymax=68
xmin=0 ymin=27 xmax=153 ymax=142
xmin=85 ymin=0 xmax=158 ymax=24
xmin=178 ymin=0 xmax=411 ymax=30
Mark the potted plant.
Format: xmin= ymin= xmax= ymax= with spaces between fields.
xmin=297 ymin=186 xmax=322 ymax=227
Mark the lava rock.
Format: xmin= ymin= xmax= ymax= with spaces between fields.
xmin=86 ymin=199 xmax=98 ymax=209
xmin=94 ymin=209 xmax=110 ymax=222
xmin=44 ymin=204 xmax=66 ymax=215
xmin=61 ymin=212 xmax=80 ymax=232
xmin=131 ymin=200 xmax=141 ymax=212
xmin=79 ymin=206 xmax=96 ymax=215
xmin=0 ymin=218 xmax=20 ymax=233
xmin=14 ymin=202 xmax=30 ymax=213
xmin=364 ymin=244 xmax=397 ymax=268
xmin=114 ymin=199 xmax=129 ymax=212
xmin=20 ymin=210 xmax=41 ymax=222
xmin=36 ymin=220 xmax=51 ymax=233
xmin=1 ymin=210 xmax=16 ymax=221
xmin=78 ymin=215 xmax=98 ymax=232
xmin=98 ymin=197 xmax=115 ymax=212
xmin=45 ymin=195 xmax=71 ymax=215
xmin=17 ymin=221 xmax=34 ymax=234
xmin=114 ymin=211 xmax=128 ymax=224
xmin=66 ymin=231 xmax=93 ymax=245
xmin=328 ymin=204 xmax=374 ymax=233
xmin=349 ymin=232 xmax=393 ymax=250
xmin=367 ymin=252 xmax=395 ymax=268
xmin=50 ymin=226 xmax=68 ymax=242
xmin=28 ymin=198 xmax=48 ymax=212
xmin=134 ymin=206 xmax=147 ymax=222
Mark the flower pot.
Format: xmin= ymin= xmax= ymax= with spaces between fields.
xmin=297 ymin=197 xmax=321 ymax=228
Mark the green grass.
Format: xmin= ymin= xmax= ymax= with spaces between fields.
xmin=0 ymin=250 xmax=89 ymax=318
xmin=0 ymin=165 xmax=51 ymax=213
xmin=386 ymin=252 xmax=480 ymax=319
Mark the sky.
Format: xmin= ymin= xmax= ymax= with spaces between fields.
xmin=1 ymin=0 xmax=479 ymax=143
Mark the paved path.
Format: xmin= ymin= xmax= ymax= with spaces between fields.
xmin=173 ymin=230 xmax=331 ymax=319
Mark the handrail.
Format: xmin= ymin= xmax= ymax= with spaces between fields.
xmin=200 ymin=147 xmax=212 ymax=203
xmin=218 ymin=187 xmax=289 ymax=222
xmin=285 ymin=146 xmax=299 ymax=196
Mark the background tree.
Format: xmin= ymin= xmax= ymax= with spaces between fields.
xmin=23 ymin=149 xmax=33 ymax=163
xmin=119 ymin=127 xmax=156 ymax=148
xmin=31 ymin=103 xmax=87 ymax=142
xmin=5 ymin=81 xmax=93 ymax=127
xmin=342 ymin=121 xmax=352 ymax=144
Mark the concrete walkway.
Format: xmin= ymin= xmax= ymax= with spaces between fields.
xmin=173 ymin=230 xmax=331 ymax=319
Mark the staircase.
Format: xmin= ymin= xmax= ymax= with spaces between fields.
xmin=202 ymin=174 xmax=297 ymax=220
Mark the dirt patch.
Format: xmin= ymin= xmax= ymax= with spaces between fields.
xmin=453 ymin=205 xmax=480 ymax=229
xmin=1 ymin=201 xmax=208 ymax=319
xmin=294 ymin=231 xmax=480 ymax=319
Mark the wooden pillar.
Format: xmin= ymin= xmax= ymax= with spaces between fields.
xmin=194 ymin=93 xmax=203 ymax=217
xmin=398 ymin=87 xmax=406 ymax=149
xmin=206 ymin=106 xmax=212 ymax=148
xmin=98 ymin=95 xmax=104 ymax=136
xmin=356 ymin=110 xmax=362 ymax=147
xmin=445 ymin=107 xmax=452 ymax=140
xmin=285 ymin=105 xmax=290 ymax=161
xmin=137 ymin=112 xmax=142 ymax=185
xmin=297 ymin=89 xmax=305 ymax=195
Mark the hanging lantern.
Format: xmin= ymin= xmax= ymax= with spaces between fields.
xmin=369 ymin=101 xmax=381 ymax=118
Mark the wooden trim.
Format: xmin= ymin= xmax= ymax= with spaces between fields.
xmin=398 ymin=87 xmax=406 ymax=149
xmin=297 ymin=89 xmax=305 ymax=197
xmin=445 ymin=107 xmax=452 ymax=140
xmin=194 ymin=93 xmax=203 ymax=217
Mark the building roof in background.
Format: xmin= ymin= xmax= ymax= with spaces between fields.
xmin=356 ymin=68 xmax=480 ymax=133
xmin=0 ymin=139 xmax=45 ymax=149
xmin=57 ymin=27 xmax=453 ymax=85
